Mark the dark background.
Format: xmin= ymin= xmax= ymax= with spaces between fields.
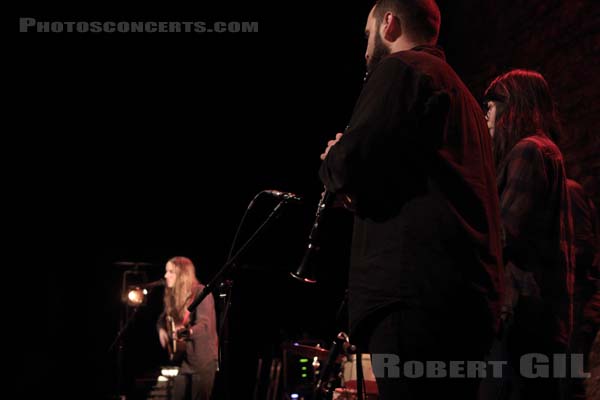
xmin=9 ymin=1 xmax=599 ymax=399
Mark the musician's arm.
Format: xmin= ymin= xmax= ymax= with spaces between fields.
xmin=187 ymin=292 xmax=217 ymax=339
xmin=156 ymin=310 xmax=167 ymax=331
xmin=499 ymin=140 xmax=549 ymax=270
xmin=319 ymin=58 xmax=430 ymax=197
xmin=156 ymin=310 xmax=169 ymax=348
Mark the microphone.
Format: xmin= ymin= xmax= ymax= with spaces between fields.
xmin=263 ymin=190 xmax=302 ymax=203
xmin=137 ymin=279 xmax=165 ymax=289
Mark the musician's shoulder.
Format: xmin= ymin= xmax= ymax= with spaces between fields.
xmin=191 ymin=283 xmax=204 ymax=294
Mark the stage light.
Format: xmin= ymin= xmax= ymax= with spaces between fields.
xmin=126 ymin=287 xmax=145 ymax=306
xmin=161 ymin=367 xmax=180 ymax=377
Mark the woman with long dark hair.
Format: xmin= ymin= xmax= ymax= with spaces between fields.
xmin=483 ymin=69 xmax=575 ymax=399
xmin=157 ymin=256 xmax=218 ymax=400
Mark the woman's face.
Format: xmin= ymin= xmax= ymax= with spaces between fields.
xmin=485 ymin=101 xmax=498 ymax=137
xmin=164 ymin=262 xmax=177 ymax=288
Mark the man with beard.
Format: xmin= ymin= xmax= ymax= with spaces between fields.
xmin=319 ymin=1 xmax=504 ymax=399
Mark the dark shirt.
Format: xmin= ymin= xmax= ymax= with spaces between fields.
xmin=567 ymin=179 xmax=599 ymax=281
xmin=319 ymin=46 xmax=504 ymax=344
xmin=497 ymin=135 xmax=575 ymax=344
xmin=567 ymin=178 xmax=600 ymax=332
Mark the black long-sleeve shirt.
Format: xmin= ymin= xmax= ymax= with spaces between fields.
xmin=319 ymin=46 xmax=504 ymax=344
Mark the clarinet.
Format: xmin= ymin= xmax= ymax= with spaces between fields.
xmin=290 ymin=189 xmax=333 ymax=283
xmin=290 ymin=71 xmax=369 ymax=284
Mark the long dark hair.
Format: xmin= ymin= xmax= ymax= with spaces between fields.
xmin=484 ymin=69 xmax=563 ymax=168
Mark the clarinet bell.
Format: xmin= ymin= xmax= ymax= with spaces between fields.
xmin=290 ymin=244 xmax=318 ymax=283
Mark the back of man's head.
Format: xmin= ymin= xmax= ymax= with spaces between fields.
xmin=373 ymin=0 xmax=441 ymax=45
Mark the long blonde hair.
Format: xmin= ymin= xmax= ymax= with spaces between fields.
xmin=163 ymin=256 xmax=199 ymax=323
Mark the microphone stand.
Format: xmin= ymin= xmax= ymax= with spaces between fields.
xmin=187 ymin=198 xmax=291 ymax=400
xmin=108 ymin=272 xmax=160 ymax=399
xmin=314 ymin=332 xmax=347 ymax=400
xmin=312 ymin=291 xmax=367 ymax=400
xmin=313 ymin=291 xmax=352 ymax=400
xmin=217 ymin=279 xmax=233 ymax=371
xmin=187 ymin=199 xmax=289 ymax=313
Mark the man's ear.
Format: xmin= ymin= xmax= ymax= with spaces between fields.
xmin=381 ymin=12 xmax=401 ymax=41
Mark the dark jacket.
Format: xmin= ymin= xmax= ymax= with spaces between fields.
xmin=497 ymin=135 xmax=575 ymax=345
xmin=319 ymin=46 xmax=504 ymax=344
xmin=158 ymin=285 xmax=219 ymax=374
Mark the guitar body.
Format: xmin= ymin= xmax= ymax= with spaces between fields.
xmin=166 ymin=315 xmax=187 ymax=365
xmin=164 ymin=288 xmax=199 ymax=365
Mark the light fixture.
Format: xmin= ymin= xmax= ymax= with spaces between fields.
xmin=161 ymin=367 xmax=180 ymax=377
xmin=125 ymin=286 xmax=146 ymax=307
